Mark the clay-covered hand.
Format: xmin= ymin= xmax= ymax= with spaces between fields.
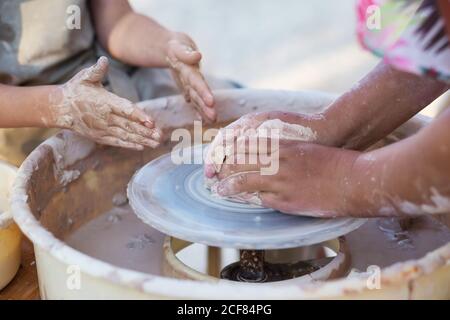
xmin=166 ymin=33 xmax=215 ymax=122
xmin=204 ymin=111 xmax=324 ymax=179
xmin=50 ymin=57 xmax=162 ymax=150
xmin=213 ymin=139 xmax=361 ymax=217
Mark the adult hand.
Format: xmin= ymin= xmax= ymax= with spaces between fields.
xmin=213 ymin=139 xmax=360 ymax=217
xmin=204 ymin=111 xmax=326 ymax=179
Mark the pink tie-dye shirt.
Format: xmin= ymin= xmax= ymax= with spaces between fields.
xmin=357 ymin=0 xmax=450 ymax=83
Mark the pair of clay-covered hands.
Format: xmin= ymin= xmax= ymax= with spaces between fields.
xmin=51 ymin=34 xmax=215 ymax=150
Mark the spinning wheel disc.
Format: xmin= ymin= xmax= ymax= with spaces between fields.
xmin=128 ymin=145 xmax=366 ymax=249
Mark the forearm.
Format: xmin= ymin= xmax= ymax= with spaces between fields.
xmin=246 ymin=63 xmax=447 ymax=149
xmin=346 ymin=108 xmax=450 ymax=217
xmin=91 ymin=0 xmax=174 ymax=67
xmin=322 ymin=62 xmax=448 ymax=149
xmin=0 ymin=84 xmax=60 ymax=128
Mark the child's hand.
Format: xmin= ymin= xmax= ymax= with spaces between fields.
xmin=51 ymin=57 xmax=162 ymax=150
xmin=213 ymin=139 xmax=360 ymax=217
xmin=166 ymin=33 xmax=215 ymax=122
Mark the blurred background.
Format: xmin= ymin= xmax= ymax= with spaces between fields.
xmin=130 ymin=0 xmax=448 ymax=116
xmin=130 ymin=0 xmax=378 ymax=93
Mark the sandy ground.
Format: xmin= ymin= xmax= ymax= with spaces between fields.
xmin=130 ymin=0 xmax=447 ymax=116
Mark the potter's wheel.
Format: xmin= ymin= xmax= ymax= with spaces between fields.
xmin=128 ymin=145 xmax=366 ymax=249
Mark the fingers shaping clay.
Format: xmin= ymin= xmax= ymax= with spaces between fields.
xmin=127 ymin=144 xmax=366 ymax=249
xmin=206 ymin=119 xmax=317 ymax=206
